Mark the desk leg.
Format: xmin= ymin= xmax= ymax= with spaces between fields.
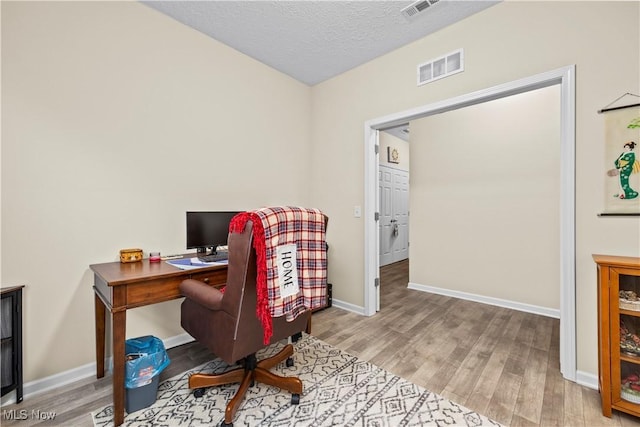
xmin=112 ymin=309 xmax=126 ymax=426
xmin=94 ymin=293 xmax=106 ymax=378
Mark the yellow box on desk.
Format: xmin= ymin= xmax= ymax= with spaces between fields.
xmin=120 ymin=248 xmax=143 ymax=263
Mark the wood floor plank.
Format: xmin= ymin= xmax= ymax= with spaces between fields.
xmin=485 ymin=370 xmax=521 ymax=425
xmin=532 ymin=315 xmax=554 ymax=352
xmin=582 ymin=386 xmax=622 ymax=427
xmin=465 ymin=343 xmax=509 ymax=415
xmin=442 ymin=342 xmax=491 ymax=402
xmin=539 ymin=351 xmax=565 ymax=426
xmin=510 ymin=413 xmax=543 ymax=427
xmin=564 ymin=378 xmax=587 ymax=426
xmin=443 ymin=306 xmax=514 ymax=404
xmin=513 ymin=347 xmax=547 ymax=424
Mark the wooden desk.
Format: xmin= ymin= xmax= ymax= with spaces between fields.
xmin=90 ymin=256 xmax=227 ymax=426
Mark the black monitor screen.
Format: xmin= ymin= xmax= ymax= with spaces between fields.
xmin=186 ymin=211 xmax=241 ymax=254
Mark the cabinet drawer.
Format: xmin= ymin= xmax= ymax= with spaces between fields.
xmin=190 ymin=269 xmax=226 ymax=288
xmin=127 ymin=277 xmax=184 ymax=307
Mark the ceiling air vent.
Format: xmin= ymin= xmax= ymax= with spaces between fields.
xmin=417 ymin=48 xmax=464 ymax=86
xmin=401 ymin=0 xmax=440 ymax=20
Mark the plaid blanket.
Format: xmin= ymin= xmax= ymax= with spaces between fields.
xmin=230 ymin=207 xmax=327 ymax=344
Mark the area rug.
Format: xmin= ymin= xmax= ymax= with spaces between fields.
xmin=92 ymin=334 xmax=502 ymax=426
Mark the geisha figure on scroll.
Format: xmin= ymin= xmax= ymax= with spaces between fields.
xmin=608 ymin=141 xmax=640 ymax=199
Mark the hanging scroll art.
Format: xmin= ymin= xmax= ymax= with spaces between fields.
xmin=600 ymin=94 xmax=640 ymax=215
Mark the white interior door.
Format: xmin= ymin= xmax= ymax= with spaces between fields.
xmin=379 ymin=165 xmax=409 ymax=266
xmin=392 ymin=169 xmax=409 ymax=262
xmin=379 ymin=167 xmax=393 ymax=266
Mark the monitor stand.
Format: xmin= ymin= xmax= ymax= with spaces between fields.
xmin=197 ymin=246 xmax=219 ymax=256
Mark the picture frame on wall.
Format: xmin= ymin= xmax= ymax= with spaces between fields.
xmin=601 ymin=104 xmax=640 ymax=216
xmin=387 ymin=146 xmax=399 ymax=164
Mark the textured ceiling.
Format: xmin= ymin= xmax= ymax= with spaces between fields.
xmin=142 ymin=0 xmax=499 ymax=86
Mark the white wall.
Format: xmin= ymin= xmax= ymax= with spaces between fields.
xmin=310 ymin=1 xmax=639 ymax=378
xmin=1 ymin=1 xmax=311 ymax=382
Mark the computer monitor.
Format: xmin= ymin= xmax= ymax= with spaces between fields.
xmin=186 ymin=211 xmax=241 ymax=255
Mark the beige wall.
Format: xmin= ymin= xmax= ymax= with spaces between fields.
xmin=1 ymin=1 xmax=311 ymax=382
xmin=310 ymin=1 xmax=639 ymax=379
xmin=409 ymin=86 xmax=561 ymax=309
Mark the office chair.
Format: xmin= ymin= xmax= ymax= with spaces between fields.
xmin=179 ymin=210 xmax=327 ymax=427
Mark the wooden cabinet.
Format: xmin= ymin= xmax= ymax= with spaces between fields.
xmin=1 ymin=285 xmax=24 ymax=403
xmin=595 ymin=255 xmax=640 ymax=418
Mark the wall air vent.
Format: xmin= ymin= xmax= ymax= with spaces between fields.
xmin=401 ymin=0 xmax=441 ymax=20
xmin=417 ymin=48 xmax=464 ymax=86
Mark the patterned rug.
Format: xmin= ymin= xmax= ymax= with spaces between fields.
xmin=92 ymin=334 xmax=502 ymax=426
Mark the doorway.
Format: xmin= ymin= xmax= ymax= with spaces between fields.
xmin=378 ymin=165 xmax=409 ymax=266
xmin=378 ymin=125 xmax=411 ymax=314
xmin=363 ymin=66 xmax=576 ymax=382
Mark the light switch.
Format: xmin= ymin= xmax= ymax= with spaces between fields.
xmin=354 ymin=206 xmax=362 ymax=218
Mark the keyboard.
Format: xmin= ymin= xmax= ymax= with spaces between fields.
xmin=197 ymin=253 xmax=228 ymax=263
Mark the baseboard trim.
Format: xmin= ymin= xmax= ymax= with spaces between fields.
xmin=576 ymin=370 xmax=598 ymax=390
xmin=407 ymin=282 xmax=561 ymax=319
xmin=0 ymin=334 xmax=196 ymax=406
xmin=330 ymin=298 xmax=366 ymax=315
xmin=1 ymin=360 xmax=98 ymax=406
xmin=163 ymin=333 xmax=195 ymax=349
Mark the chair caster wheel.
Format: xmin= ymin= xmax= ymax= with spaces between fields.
xmin=193 ymin=388 xmax=206 ymax=398
xmin=291 ymin=393 xmax=300 ymax=404
xmin=286 ymin=357 xmax=294 ymax=367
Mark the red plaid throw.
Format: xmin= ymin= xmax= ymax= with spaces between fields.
xmin=229 ymin=207 xmax=327 ymax=344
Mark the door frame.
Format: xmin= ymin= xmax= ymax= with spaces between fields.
xmin=363 ymin=65 xmax=576 ymax=381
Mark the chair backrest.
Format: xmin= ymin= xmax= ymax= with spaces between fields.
xmin=223 ymin=220 xmax=273 ymax=361
xmin=181 ymin=219 xmax=312 ymax=364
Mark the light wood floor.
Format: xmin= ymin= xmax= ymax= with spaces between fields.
xmin=312 ymin=260 xmax=640 ymax=427
xmin=2 ymin=259 xmax=640 ymax=426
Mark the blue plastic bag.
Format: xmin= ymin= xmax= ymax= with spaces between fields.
xmin=124 ymin=336 xmax=170 ymax=389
